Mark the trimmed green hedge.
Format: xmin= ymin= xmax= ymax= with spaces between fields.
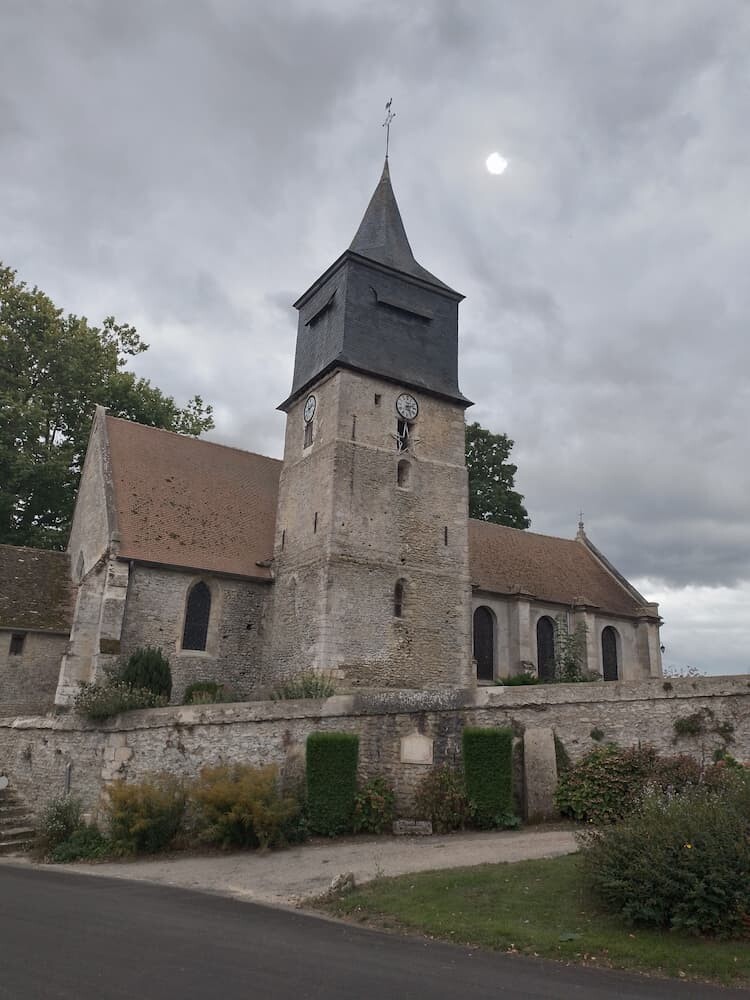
xmin=306 ymin=732 xmax=359 ymax=835
xmin=462 ymin=726 xmax=514 ymax=827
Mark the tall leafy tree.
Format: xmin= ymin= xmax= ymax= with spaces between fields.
xmin=465 ymin=421 xmax=530 ymax=529
xmin=0 ymin=264 xmax=214 ymax=549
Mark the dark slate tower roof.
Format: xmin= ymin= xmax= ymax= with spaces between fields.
xmin=280 ymin=159 xmax=471 ymax=410
xmin=348 ymin=160 xmax=456 ymax=294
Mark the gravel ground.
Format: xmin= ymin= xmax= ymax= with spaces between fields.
xmin=1 ymin=826 xmax=578 ymax=907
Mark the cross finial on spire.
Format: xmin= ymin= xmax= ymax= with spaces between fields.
xmin=382 ymin=98 xmax=395 ymax=158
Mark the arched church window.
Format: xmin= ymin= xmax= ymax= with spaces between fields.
xmin=182 ymin=581 xmax=211 ymax=651
xmin=536 ymin=616 xmax=556 ymax=682
xmin=397 ymin=459 xmax=411 ymax=488
xmin=602 ymin=626 xmax=619 ymax=681
xmin=394 ymin=579 xmax=406 ymax=618
xmin=473 ymin=607 xmax=494 ymax=681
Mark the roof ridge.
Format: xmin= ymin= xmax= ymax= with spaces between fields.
xmin=105 ymin=415 xmax=282 ymax=466
xmin=0 ymin=543 xmax=69 ymax=557
xmin=469 ymin=519 xmax=579 ymax=545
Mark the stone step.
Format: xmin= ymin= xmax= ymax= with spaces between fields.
xmin=0 ymin=836 xmax=34 ymax=857
xmin=0 ymin=804 xmax=32 ymax=821
xmin=0 ymin=827 xmax=35 ymax=855
xmin=0 ymin=825 xmax=36 ymax=840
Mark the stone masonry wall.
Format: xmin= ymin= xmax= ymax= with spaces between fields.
xmin=119 ymin=565 xmax=271 ymax=702
xmin=1 ymin=676 xmax=748 ymax=817
xmin=269 ymin=369 xmax=472 ymax=688
xmin=0 ymin=630 xmax=67 ymax=716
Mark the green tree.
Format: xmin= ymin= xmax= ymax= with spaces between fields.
xmin=465 ymin=421 xmax=530 ymax=528
xmin=0 ymin=264 xmax=214 ymax=548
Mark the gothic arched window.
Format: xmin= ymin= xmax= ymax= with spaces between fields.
xmin=182 ymin=581 xmax=211 ymax=651
xmin=536 ymin=616 xmax=556 ymax=682
xmin=602 ymin=626 xmax=619 ymax=681
xmin=473 ymin=606 xmax=495 ymax=682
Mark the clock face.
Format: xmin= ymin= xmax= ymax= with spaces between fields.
xmin=303 ymin=394 xmax=316 ymax=423
xmin=396 ymin=392 xmax=418 ymax=421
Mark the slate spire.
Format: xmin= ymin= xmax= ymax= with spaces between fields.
xmin=348 ymin=159 xmax=454 ymax=293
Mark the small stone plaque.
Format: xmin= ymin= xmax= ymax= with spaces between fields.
xmin=400 ymin=731 xmax=433 ymax=765
xmin=0 ymin=775 xmax=8 ymax=791
xmin=393 ymin=819 xmax=432 ymax=836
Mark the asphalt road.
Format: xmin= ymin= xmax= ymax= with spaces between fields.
xmin=0 ymin=866 xmax=745 ymax=1000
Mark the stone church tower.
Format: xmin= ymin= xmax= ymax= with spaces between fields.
xmin=267 ymin=160 xmax=473 ymax=688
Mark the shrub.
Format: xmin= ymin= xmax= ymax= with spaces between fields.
xmin=36 ymin=795 xmax=110 ymax=862
xmin=555 ymin=744 xmax=659 ymax=824
xmin=352 ymin=776 xmax=395 ymax=834
xmin=50 ymin=824 xmax=110 ymax=863
xmin=106 ymin=774 xmax=186 ymax=854
xmin=73 ymin=681 xmax=167 ymax=720
xmin=581 ymin=773 xmax=750 ymax=938
xmin=650 ymin=752 xmax=703 ymax=792
xmin=35 ymin=795 xmax=85 ymax=858
xmin=462 ymin=727 xmax=515 ymax=828
xmin=271 ymin=671 xmax=336 ymax=701
xmin=413 ymin=766 xmax=471 ymax=833
xmin=306 ymin=732 xmax=359 ymax=836
xmin=497 ymin=673 xmax=540 ymax=686
xmin=120 ymin=647 xmax=172 ymax=699
xmin=183 ymin=681 xmax=226 ymax=705
xmin=191 ymin=763 xmax=303 ymax=849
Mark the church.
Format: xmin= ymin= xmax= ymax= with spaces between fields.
xmin=0 ymin=160 xmax=663 ymax=717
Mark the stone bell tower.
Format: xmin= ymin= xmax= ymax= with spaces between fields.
xmin=267 ymin=159 xmax=473 ymax=688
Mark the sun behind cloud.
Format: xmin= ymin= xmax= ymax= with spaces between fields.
xmin=485 ymin=151 xmax=508 ymax=175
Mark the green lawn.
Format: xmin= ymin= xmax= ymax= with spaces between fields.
xmin=319 ymin=853 xmax=750 ymax=987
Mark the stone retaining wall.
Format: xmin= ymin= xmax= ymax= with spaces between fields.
xmin=1 ymin=676 xmax=748 ymax=817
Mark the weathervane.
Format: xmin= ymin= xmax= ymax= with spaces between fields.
xmin=382 ymin=98 xmax=395 ymax=158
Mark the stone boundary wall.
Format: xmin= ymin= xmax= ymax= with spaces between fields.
xmin=1 ymin=676 xmax=748 ymax=817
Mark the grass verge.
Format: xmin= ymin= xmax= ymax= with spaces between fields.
xmin=318 ymin=853 xmax=750 ymax=987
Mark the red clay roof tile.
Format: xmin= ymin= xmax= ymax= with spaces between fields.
xmin=468 ymin=520 xmax=643 ymax=616
xmin=106 ymin=416 xmax=281 ymax=580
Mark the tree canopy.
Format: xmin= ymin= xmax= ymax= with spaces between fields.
xmin=0 ymin=264 xmax=214 ymax=549
xmin=465 ymin=421 xmax=530 ymax=529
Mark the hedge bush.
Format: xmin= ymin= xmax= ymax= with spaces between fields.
xmin=306 ymin=732 xmax=359 ymax=835
xmin=190 ymin=763 xmax=304 ymax=849
xmin=36 ymin=795 xmax=109 ymax=862
xmin=581 ymin=772 xmax=750 ymax=938
xmin=352 ymin=776 xmax=395 ymax=834
xmin=37 ymin=795 xmax=84 ymax=852
xmin=50 ymin=824 xmax=109 ymax=863
xmin=106 ymin=774 xmax=186 ymax=854
xmin=462 ymin=727 xmax=514 ymax=828
xmin=413 ymin=765 xmax=471 ymax=833
xmin=555 ymin=744 xmax=706 ymax=824
xmin=121 ymin=647 xmax=172 ymax=699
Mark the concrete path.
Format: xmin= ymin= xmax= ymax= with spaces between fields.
xmin=3 ymin=826 xmax=578 ymax=907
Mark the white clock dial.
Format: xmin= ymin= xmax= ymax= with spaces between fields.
xmin=396 ymin=393 xmax=418 ymax=420
xmin=303 ymin=394 xmax=316 ymax=423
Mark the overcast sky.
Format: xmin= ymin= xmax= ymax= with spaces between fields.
xmin=2 ymin=1 xmax=748 ymax=674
